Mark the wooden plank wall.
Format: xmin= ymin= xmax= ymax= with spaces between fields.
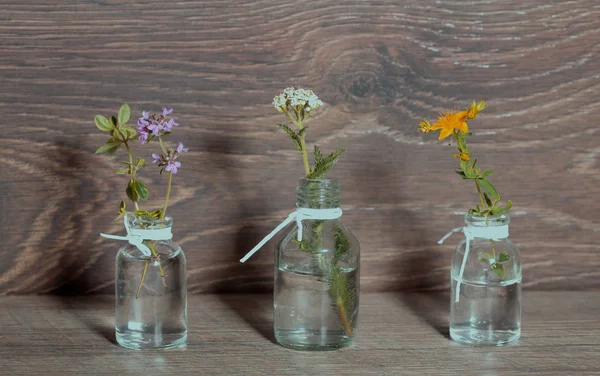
xmin=0 ymin=0 xmax=598 ymax=294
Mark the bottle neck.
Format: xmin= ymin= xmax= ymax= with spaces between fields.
xmin=296 ymin=178 xmax=341 ymax=209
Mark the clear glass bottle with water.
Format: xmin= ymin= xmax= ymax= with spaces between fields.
xmin=274 ymin=178 xmax=360 ymax=350
xmin=450 ymin=213 xmax=521 ymax=346
xmin=115 ymin=215 xmax=187 ymax=350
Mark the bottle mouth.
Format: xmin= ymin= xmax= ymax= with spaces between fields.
xmin=127 ymin=213 xmax=173 ymax=229
xmin=464 ymin=213 xmax=510 ymax=227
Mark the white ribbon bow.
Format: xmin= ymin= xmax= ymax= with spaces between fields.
xmin=240 ymin=207 xmax=343 ymax=263
xmin=439 ymin=224 xmax=509 ymax=302
xmin=100 ymin=214 xmax=173 ymax=256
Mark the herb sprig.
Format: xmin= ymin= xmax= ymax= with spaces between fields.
xmin=273 ymin=88 xmax=356 ymax=335
xmin=95 ymin=104 xmax=188 ymax=296
xmin=418 ymin=100 xmax=512 ymax=279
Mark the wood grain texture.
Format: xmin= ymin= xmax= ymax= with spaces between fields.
xmin=0 ymin=1 xmax=599 ymax=294
xmin=1 ymin=293 xmax=599 ymax=375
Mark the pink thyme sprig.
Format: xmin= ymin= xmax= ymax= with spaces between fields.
xmin=137 ymin=107 xmax=179 ymax=144
xmin=152 ymin=141 xmax=189 ymax=174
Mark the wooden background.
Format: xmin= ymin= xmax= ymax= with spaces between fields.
xmin=0 ymin=0 xmax=599 ymax=295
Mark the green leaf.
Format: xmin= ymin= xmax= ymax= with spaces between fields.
xmin=478 ymin=178 xmax=499 ymax=200
xmin=118 ymin=104 xmax=131 ymax=126
xmin=497 ymin=252 xmax=510 ymax=263
xmin=95 ymin=138 xmax=122 ymax=154
xmin=135 ymin=209 xmax=162 ymax=219
xmin=491 ymin=263 xmax=505 ymax=279
xmin=119 ymin=125 xmax=137 ymax=140
xmin=491 ymin=200 xmax=512 ymax=216
xmin=334 ymin=226 xmax=350 ymax=262
xmin=116 ymin=168 xmax=130 ymax=175
xmin=314 ymin=145 xmax=323 ymax=164
xmin=456 ymin=134 xmax=467 ymax=151
xmin=111 ymin=129 xmax=121 ymax=141
xmin=114 ymin=200 xmax=127 ymax=221
xmin=110 ymin=116 xmax=118 ymax=129
xmin=298 ymin=126 xmax=308 ymax=138
xmin=480 ymin=169 xmax=494 ymax=178
xmin=484 ymin=192 xmax=493 ymax=207
xmin=133 ymin=181 xmax=149 ymax=201
xmin=126 ymin=180 xmax=138 ymax=202
xmin=307 ymin=148 xmax=345 ymax=179
xmin=455 ymin=170 xmax=468 ymax=179
xmin=278 ymin=123 xmax=302 ymax=152
xmin=94 ymin=115 xmax=113 ymax=132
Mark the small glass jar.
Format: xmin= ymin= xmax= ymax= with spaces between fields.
xmin=115 ymin=215 xmax=187 ymax=350
xmin=274 ymin=178 xmax=360 ymax=350
xmin=450 ymin=213 xmax=522 ymax=346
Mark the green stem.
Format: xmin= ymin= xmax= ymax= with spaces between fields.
xmin=158 ymin=136 xmax=168 ymax=155
xmin=284 ymin=109 xmax=311 ymax=175
xmin=161 ymin=172 xmax=173 ymax=221
xmin=298 ymin=125 xmax=310 ymax=176
xmin=123 ymin=139 xmax=140 ymax=211
xmin=475 ymin=180 xmax=486 ymax=211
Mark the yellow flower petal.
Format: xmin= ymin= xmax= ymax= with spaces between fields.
xmin=438 ymin=127 xmax=453 ymax=140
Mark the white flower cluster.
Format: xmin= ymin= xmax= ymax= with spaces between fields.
xmin=272 ymin=87 xmax=324 ymax=113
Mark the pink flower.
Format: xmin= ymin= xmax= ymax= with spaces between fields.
xmin=152 ymin=142 xmax=188 ymax=175
xmin=165 ymin=160 xmax=181 ymax=174
xmin=176 ymin=142 xmax=189 ymax=153
xmin=136 ymin=108 xmax=178 ymax=144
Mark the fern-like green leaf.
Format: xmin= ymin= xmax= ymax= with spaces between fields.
xmin=307 ymin=148 xmax=345 ymax=179
xmin=334 ymin=226 xmax=350 ymax=262
xmin=298 ymin=126 xmax=309 ymax=138
xmin=314 ymin=145 xmax=324 ymax=164
xmin=278 ymin=123 xmax=302 ymax=152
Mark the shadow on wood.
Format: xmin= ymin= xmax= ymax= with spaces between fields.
xmin=399 ymin=293 xmax=450 ymax=338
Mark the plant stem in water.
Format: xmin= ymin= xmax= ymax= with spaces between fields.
xmin=337 ymin=298 xmax=353 ymax=337
xmin=136 ymin=260 xmax=149 ymax=299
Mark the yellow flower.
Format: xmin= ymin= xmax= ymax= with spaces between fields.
xmin=454 ymin=152 xmax=470 ymax=161
xmin=466 ymin=100 xmax=486 ymax=120
xmin=418 ymin=118 xmax=435 ymax=133
xmin=431 ymin=110 xmax=469 ymax=140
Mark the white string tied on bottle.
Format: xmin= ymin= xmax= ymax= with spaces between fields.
xmin=438 ymin=224 xmax=509 ymax=303
xmin=100 ymin=214 xmax=173 ymax=257
xmin=239 ymin=207 xmax=343 ymax=263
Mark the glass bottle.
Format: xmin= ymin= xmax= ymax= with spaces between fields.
xmin=274 ymin=178 xmax=360 ymax=350
xmin=115 ymin=215 xmax=187 ymax=350
xmin=450 ymin=213 xmax=522 ymax=346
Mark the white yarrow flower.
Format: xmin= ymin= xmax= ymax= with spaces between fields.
xmin=272 ymin=87 xmax=324 ymax=113
xmin=308 ymin=93 xmax=323 ymax=109
xmin=283 ymin=87 xmax=295 ymax=97
xmin=272 ymin=94 xmax=286 ymax=109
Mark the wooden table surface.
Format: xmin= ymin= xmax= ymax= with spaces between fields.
xmin=1 ymin=292 xmax=598 ymax=375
